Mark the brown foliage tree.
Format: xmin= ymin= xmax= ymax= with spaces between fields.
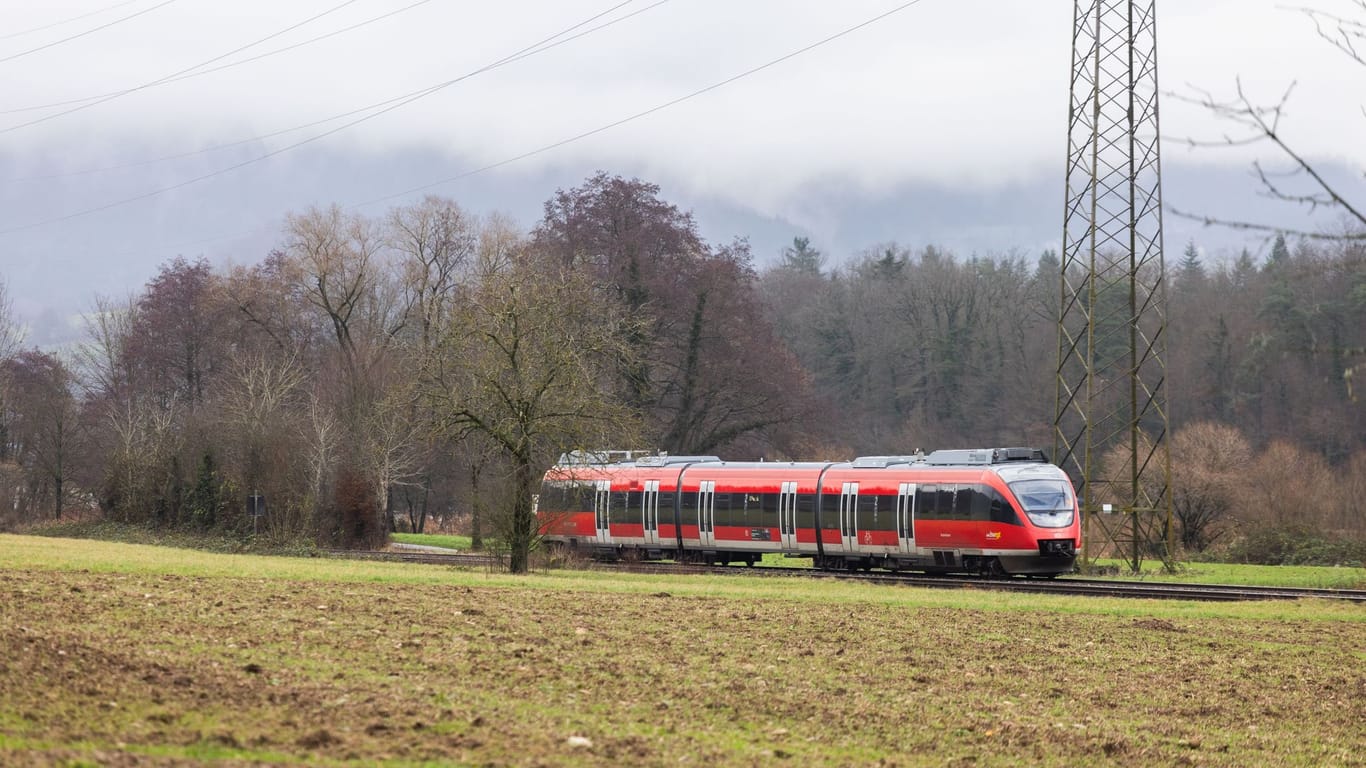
xmin=2 ymin=351 xmax=80 ymax=520
xmin=534 ymin=172 xmax=809 ymax=455
xmin=1169 ymin=422 xmax=1252 ymax=552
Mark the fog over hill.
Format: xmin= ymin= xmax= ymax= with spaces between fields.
xmin=6 ymin=139 xmax=1362 ymax=349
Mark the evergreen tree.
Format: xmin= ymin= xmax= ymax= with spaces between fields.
xmin=1178 ymin=240 xmax=1205 ymax=286
xmin=780 ymin=236 xmax=825 ymax=276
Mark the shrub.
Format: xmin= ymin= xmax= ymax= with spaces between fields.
xmin=1223 ymin=524 xmax=1366 ymax=567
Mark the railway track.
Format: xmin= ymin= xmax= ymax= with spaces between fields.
xmin=322 ymin=548 xmax=1366 ymax=603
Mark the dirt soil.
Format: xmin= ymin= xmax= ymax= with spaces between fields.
xmin=1 ymin=568 xmax=1363 ymax=766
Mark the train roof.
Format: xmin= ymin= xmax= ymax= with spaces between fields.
xmin=850 ymin=447 xmax=1049 ymax=468
xmin=553 ymin=447 xmax=1049 ymax=471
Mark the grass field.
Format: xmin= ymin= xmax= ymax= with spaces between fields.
xmin=2 ymin=534 xmax=1363 ymax=766
xmin=1086 ymin=558 xmax=1366 ymax=589
xmin=393 ymin=532 xmax=473 ymax=551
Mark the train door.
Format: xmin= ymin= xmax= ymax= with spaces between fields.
xmin=642 ymin=480 xmax=660 ymax=546
xmin=897 ymin=482 xmax=916 ymax=554
xmin=840 ymin=482 xmax=859 ymax=552
xmin=779 ymin=481 xmax=798 ymax=550
xmin=697 ymin=480 xmax=716 ymax=548
xmin=594 ymin=480 xmax=612 ymax=544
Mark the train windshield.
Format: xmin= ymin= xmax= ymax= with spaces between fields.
xmin=1007 ymin=479 xmax=1075 ymax=529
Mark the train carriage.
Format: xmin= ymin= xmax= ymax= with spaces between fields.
xmin=537 ymin=447 xmax=1079 ymax=576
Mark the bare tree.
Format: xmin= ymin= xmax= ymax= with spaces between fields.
xmin=423 ymin=236 xmax=641 ymax=573
xmin=3 ymin=351 xmax=80 ymax=519
xmin=1169 ymin=422 xmax=1253 ymax=552
xmin=1171 ymin=3 xmax=1366 ymax=239
xmin=389 ymin=196 xmax=478 ymax=352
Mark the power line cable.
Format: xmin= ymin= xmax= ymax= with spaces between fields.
xmin=0 ymin=0 xmax=659 ymax=235
xmin=8 ymin=1 xmax=655 ymax=185
xmin=353 ymin=0 xmax=930 ymax=209
xmin=1 ymin=0 xmax=438 ymax=116
xmin=39 ymin=0 xmax=932 ymax=261
xmin=0 ymin=0 xmax=180 ymax=64
xmin=5 ymin=0 xmax=643 ymax=183
xmin=0 ymin=0 xmax=143 ymax=41
xmin=0 ymin=0 xmax=367 ymax=134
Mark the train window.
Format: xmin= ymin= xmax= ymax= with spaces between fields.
xmin=659 ymin=492 xmax=677 ymax=529
xmin=820 ymin=492 xmax=840 ymax=529
xmin=538 ymin=482 xmax=564 ymax=513
xmin=967 ymin=486 xmax=991 ymax=521
xmin=569 ymin=483 xmax=593 ymax=512
xmin=680 ymin=491 xmax=699 ymax=527
xmin=915 ymin=485 xmax=937 ymax=520
xmin=935 ymin=487 xmax=955 ymax=519
xmin=985 ymin=487 xmax=1021 ymax=525
xmin=715 ymin=493 xmax=733 ymax=528
xmin=539 ymin=481 xmax=595 ymax=513
xmin=954 ymin=487 xmax=974 ymax=520
xmin=610 ymin=491 xmax=631 ymax=524
xmin=626 ymin=491 xmax=643 ymax=524
xmin=856 ymin=493 xmax=879 ymax=532
xmin=757 ymin=493 xmax=780 ymax=527
xmin=796 ymin=494 xmax=816 ymax=530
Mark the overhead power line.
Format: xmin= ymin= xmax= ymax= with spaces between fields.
xmin=0 ymin=0 xmax=180 ymax=64
xmin=355 ymin=0 xmax=931 ymax=209
xmin=0 ymin=0 xmax=367 ymax=134
xmin=0 ymin=0 xmax=660 ymax=235
xmin=2 ymin=0 xmax=931 ymax=241
xmin=1 ymin=0 xmax=439 ymax=117
xmin=0 ymin=0 xmax=143 ymax=41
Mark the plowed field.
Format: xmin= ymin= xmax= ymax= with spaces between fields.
xmin=1 ymin=537 xmax=1362 ymax=766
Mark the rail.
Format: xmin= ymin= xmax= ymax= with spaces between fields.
xmin=320 ymin=549 xmax=1366 ymax=603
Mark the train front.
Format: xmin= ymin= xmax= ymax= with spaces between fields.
xmin=994 ymin=462 xmax=1081 ymax=575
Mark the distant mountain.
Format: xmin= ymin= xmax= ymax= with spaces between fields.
xmin=2 ymin=143 xmax=1359 ymax=347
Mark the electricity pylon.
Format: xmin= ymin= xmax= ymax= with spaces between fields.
xmin=1055 ymin=0 xmax=1174 ymax=573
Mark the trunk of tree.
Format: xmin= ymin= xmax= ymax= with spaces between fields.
xmin=469 ymin=461 xmax=483 ymax=551
xmin=508 ymin=452 xmax=535 ymax=574
xmin=385 ymin=485 xmax=396 ymax=533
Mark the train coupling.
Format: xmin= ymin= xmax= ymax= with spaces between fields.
xmin=1038 ymin=539 xmax=1076 ymax=557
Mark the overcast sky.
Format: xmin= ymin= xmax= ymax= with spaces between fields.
xmin=1 ymin=0 xmax=1363 ymax=326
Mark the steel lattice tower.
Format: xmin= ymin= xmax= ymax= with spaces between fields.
xmin=1055 ymin=0 xmax=1174 ymax=572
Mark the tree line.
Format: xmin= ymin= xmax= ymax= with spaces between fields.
xmin=1 ymin=173 xmax=1362 ymax=569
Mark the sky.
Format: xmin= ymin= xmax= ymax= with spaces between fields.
xmin=0 ymin=0 xmax=1363 ymax=333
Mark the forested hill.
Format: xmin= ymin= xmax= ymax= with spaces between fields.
xmin=2 ymin=173 xmax=1362 ymax=563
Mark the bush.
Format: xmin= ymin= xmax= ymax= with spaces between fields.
xmin=329 ymin=466 xmax=386 ymax=550
xmin=1223 ymin=524 xmax=1366 ymax=568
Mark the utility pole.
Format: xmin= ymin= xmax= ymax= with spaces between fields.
xmin=1055 ymin=0 xmax=1175 ymax=573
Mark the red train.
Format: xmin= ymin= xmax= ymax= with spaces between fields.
xmin=537 ymin=447 xmax=1080 ymax=576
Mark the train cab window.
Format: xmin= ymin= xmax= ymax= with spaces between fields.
xmin=1008 ymin=479 xmax=1076 ymax=529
